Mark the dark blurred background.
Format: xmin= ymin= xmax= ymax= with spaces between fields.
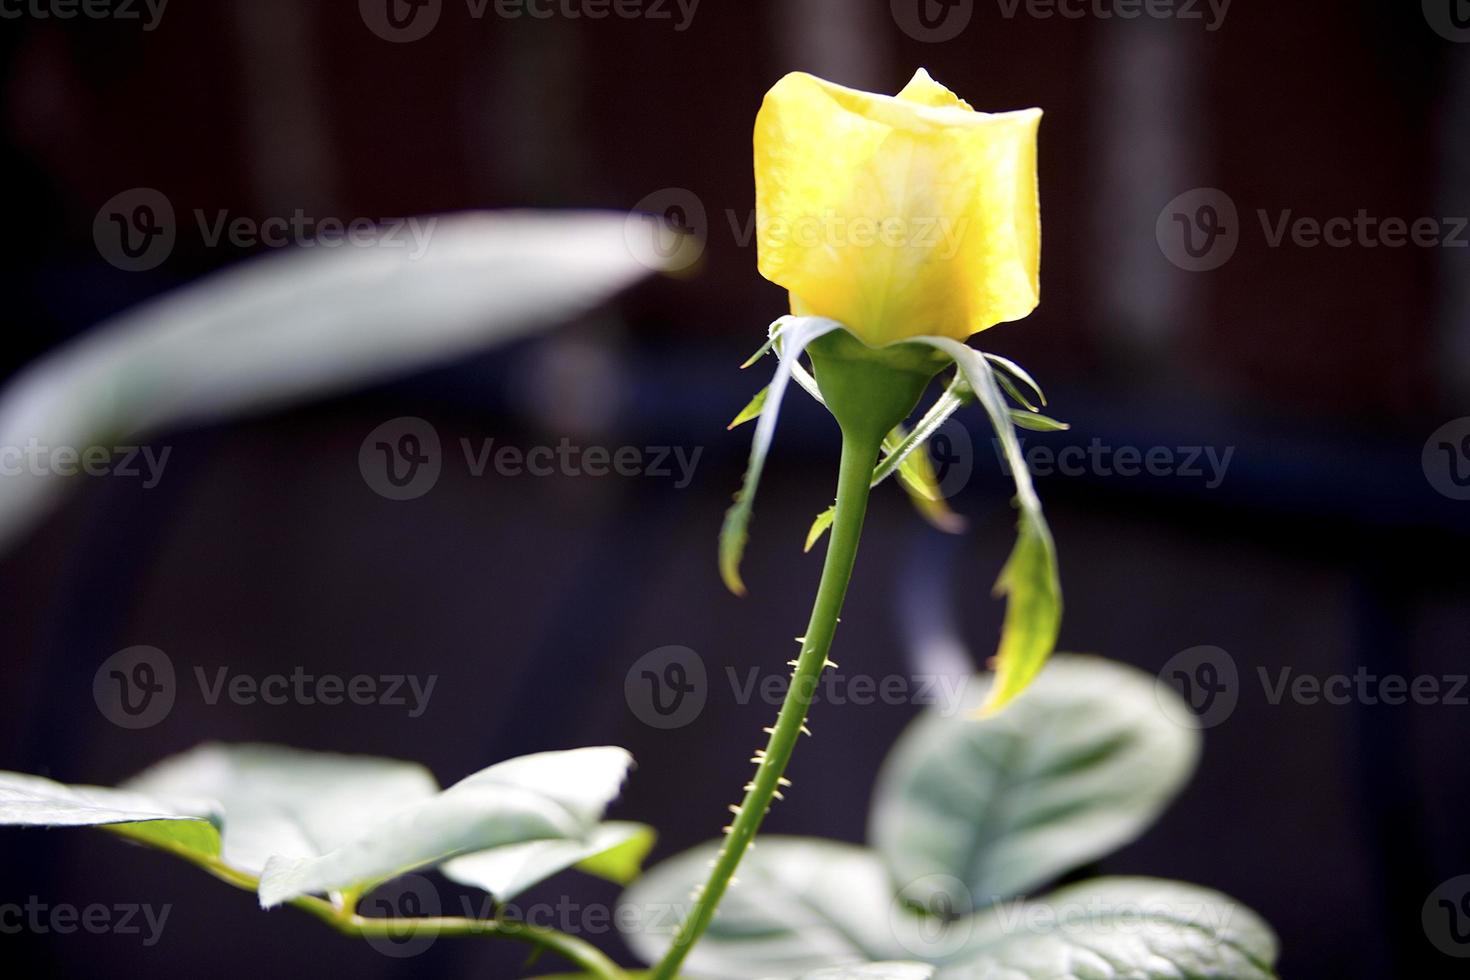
xmin=1 ymin=1 xmax=1468 ymax=977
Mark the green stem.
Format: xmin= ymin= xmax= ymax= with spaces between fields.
xmin=304 ymin=905 xmax=626 ymax=979
xmin=651 ymin=425 xmax=884 ymax=980
xmin=133 ymin=837 xmax=625 ymax=979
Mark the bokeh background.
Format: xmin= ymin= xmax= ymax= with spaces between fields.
xmin=2 ymin=1 xmax=1469 ymax=977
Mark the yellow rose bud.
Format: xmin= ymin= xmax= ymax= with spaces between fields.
xmin=754 ymin=69 xmax=1041 ymax=348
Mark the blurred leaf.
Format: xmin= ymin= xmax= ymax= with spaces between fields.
xmin=869 ymin=656 xmax=1200 ymax=910
xmin=0 ymin=210 xmax=675 ymax=550
xmin=797 ymin=967 xmax=933 ymax=980
xmin=259 ymin=747 xmax=632 ymax=908
xmin=937 ymin=878 xmax=1278 ymax=979
xmin=621 ymin=837 xmax=906 ymax=979
xmin=442 ymin=821 xmax=655 ymax=902
xmin=918 ymin=339 xmax=1061 ymax=714
xmin=0 ymin=771 xmax=221 ymax=863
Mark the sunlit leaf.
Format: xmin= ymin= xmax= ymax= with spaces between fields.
xmin=259 ymin=747 xmax=633 ymax=908
xmin=443 ymin=821 xmax=655 ymax=902
xmin=870 ymin=656 xmax=1200 ymax=908
xmin=915 ymin=338 xmax=1061 ymax=714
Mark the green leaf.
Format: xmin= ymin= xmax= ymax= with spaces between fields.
xmin=1005 ymin=411 xmax=1068 ymax=433
xmin=916 ymin=338 xmax=1061 ymax=714
xmin=804 ymin=506 xmax=836 ymax=552
xmin=258 ymin=746 xmax=633 ymax=908
xmin=983 ymin=353 xmax=1046 ymax=409
xmin=729 ymin=386 xmax=770 ymax=429
xmin=442 ymin=821 xmax=655 ymax=902
xmin=0 ymin=771 xmax=222 ymax=863
xmin=720 ymin=317 xmax=844 ymax=594
xmin=937 ymin=878 xmax=1279 ymax=978
xmin=869 ymin=656 xmax=1200 ymax=909
xmin=621 ymin=837 xmax=907 ymax=979
xmin=123 ymin=742 xmax=440 ymax=876
xmin=0 ymin=211 xmax=674 ymax=552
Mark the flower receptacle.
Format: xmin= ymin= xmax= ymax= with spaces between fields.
xmin=807 ymin=328 xmax=949 ymax=448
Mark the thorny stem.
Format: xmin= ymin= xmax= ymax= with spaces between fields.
xmin=650 ymin=425 xmax=883 ymax=980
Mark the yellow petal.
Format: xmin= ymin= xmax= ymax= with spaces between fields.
xmin=754 ymin=71 xmax=1040 ymax=347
